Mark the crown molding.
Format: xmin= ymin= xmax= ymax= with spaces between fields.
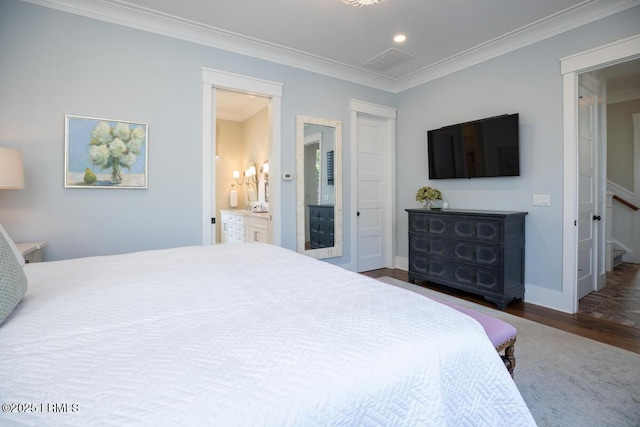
xmin=21 ymin=0 xmax=640 ymax=94
xmin=21 ymin=0 xmax=397 ymax=92
xmin=394 ymin=0 xmax=640 ymax=93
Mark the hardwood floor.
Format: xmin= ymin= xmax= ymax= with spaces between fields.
xmin=579 ymin=262 xmax=640 ymax=328
xmin=362 ymin=268 xmax=640 ymax=355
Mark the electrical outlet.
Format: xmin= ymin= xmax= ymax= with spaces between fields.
xmin=532 ymin=194 xmax=551 ymax=206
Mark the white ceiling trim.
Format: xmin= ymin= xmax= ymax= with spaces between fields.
xmin=21 ymin=0 xmax=640 ymax=94
xmin=394 ymin=0 xmax=640 ymax=92
xmin=21 ymin=0 xmax=397 ymax=92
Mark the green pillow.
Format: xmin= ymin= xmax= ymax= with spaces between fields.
xmin=0 ymin=229 xmax=28 ymax=326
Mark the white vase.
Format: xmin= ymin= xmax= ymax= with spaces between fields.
xmin=425 ymin=199 xmax=443 ymax=210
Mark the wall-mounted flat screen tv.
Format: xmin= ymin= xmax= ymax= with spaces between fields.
xmin=427 ymin=113 xmax=519 ymax=179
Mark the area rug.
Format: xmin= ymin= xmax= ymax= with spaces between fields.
xmin=378 ymin=276 xmax=640 ymax=427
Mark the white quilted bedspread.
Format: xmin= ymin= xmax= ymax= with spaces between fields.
xmin=0 ymin=244 xmax=535 ymax=426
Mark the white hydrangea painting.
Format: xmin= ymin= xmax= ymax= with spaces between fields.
xmin=65 ymin=115 xmax=148 ymax=189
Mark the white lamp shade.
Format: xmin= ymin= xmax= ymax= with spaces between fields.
xmin=0 ymin=147 xmax=25 ymax=190
xmin=232 ymin=170 xmax=240 ymax=179
xmin=248 ymin=166 xmax=256 ymax=176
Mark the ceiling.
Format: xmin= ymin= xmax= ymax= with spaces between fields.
xmin=216 ymin=90 xmax=270 ymax=122
xmin=23 ymin=0 xmax=640 ymax=92
xmin=604 ymin=58 xmax=640 ymax=103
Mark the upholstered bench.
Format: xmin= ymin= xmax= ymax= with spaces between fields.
xmin=435 ymin=299 xmax=518 ymax=377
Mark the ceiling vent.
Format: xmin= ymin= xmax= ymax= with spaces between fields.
xmin=363 ymin=48 xmax=414 ymax=72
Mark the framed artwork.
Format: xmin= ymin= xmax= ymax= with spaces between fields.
xmin=64 ymin=115 xmax=148 ymax=189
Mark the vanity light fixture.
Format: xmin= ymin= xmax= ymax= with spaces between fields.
xmin=235 ymin=166 xmax=258 ymax=185
xmin=342 ymin=0 xmax=385 ymax=6
xmin=233 ymin=170 xmax=245 ymax=186
xmin=246 ymin=166 xmax=258 ymax=184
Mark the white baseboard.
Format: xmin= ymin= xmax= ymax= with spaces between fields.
xmin=394 ymin=256 xmax=408 ymax=271
xmin=524 ymin=284 xmax=574 ymax=314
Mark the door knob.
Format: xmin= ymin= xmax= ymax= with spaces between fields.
xmin=593 ymin=215 xmax=601 ymax=221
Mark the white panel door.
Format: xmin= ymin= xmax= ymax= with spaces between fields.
xmin=357 ymin=116 xmax=386 ymax=272
xmin=577 ymin=74 xmax=600 ymax=300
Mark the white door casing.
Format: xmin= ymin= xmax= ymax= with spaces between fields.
xmin=577 ymin=73 xmax=600 ymax=300
xmin=201 ymin=68 xmax=283 ymax=246
xmin=349 ymin=100 xmax=397 ymax=273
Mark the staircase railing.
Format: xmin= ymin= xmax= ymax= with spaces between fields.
xmin=612 ymin=194 xmax=639 ymax=211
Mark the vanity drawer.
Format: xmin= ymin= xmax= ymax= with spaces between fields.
xmin=226 ymin=230 xmax=245 ymax=243
xmin=221 ymin=211 xmax=245 ymax=225
xmin=224 ymin=222 xmax=244 ymax=233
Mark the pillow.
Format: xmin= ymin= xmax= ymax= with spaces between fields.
xmin=0 ymin=229 xmax=28 ymax=326
xmin=0 ymin=223 xmax=25 ymax=266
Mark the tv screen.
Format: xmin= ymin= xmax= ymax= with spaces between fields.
xmin=427 ymin=114 xmax=519 ymax=179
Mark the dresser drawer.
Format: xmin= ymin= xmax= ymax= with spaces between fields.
xmin=310 ymin=205 xmax=334 ymax=222
xmin=310 ymin=230 xmax=334 ymax=249
xmin=409 ymin=234 xmax=500 ymax=268
xmin=409 ymin=254 xmax=502 ymax=294
xmin=409 ymin=214 xmax=501 ymax=244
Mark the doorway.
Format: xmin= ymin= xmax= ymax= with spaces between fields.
xmin=201 ymin=68 xmax=283 ymax=246
xmin=215 ymin=90 xmax=271 ymax=243
xmin=577 ymin=59 xmax=640 ymax=325
xmin=561 ymin=34 xmax=640 ymax=314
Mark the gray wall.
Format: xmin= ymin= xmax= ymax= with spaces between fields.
xmin=396 ymin=6 xmax=640 ymax=292
xmin=0 ymin=0 xmax=394 ymax=262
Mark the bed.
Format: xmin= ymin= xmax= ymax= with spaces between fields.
xmin=0 ymin=237 xmax=535 ymax=426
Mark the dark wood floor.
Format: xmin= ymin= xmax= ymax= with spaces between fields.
xmin=362 ymin=268 xmax=640 ymax=355
xmin=579 ymin=262 xmax=640 ymax=328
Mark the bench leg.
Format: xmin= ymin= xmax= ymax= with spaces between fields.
xmin=501 ymin=344 xmax=516 ymax=378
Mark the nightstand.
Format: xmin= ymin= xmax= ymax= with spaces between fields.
xmin=16 ymin=242 xmax=47 ymax=263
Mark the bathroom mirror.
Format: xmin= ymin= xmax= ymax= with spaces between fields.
xmin=296 ymin=115 xmax=342 ymax=259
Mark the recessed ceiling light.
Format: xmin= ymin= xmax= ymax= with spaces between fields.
xmin=343 ymin=0 xmax=384 ymax=6
xmin=394 ymin=34 xmax=407 ymax=43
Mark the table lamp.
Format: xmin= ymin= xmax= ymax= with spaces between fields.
xmin=0 ymin=147 xmax=25 ymax=189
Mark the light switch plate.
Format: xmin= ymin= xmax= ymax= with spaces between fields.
xmin=533 ymin=194 xmax=551 ymax=206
